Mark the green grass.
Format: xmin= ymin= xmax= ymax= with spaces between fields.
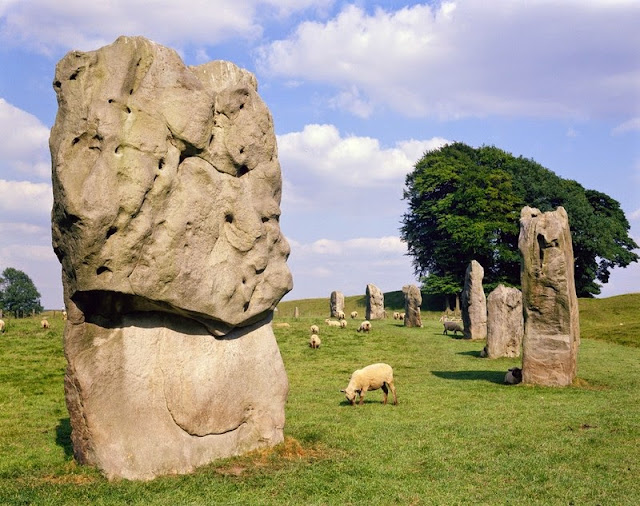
xmin=0 ymin=296 xmax=639 ymax=505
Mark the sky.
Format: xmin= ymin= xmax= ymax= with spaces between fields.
xmin=0 ymin=0 xmax=639 ymax=310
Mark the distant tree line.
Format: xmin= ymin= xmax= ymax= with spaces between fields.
xmin=401 ymin=142 xmax=638 ymax=299
xmin=0 ymin=267 xmax=43 ymax=317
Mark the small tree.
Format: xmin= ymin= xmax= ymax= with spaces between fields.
xmin=0 ymin=267 xmax=43 ymax=317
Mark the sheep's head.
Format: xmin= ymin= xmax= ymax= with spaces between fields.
xmin=340 ymin=388 xmax=357 ymax=405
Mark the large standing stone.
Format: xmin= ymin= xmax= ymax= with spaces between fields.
xmin=402 ymin=284 xmax=422 ymax=327
xmin=330 ymin=291 xmax=344 ymax=318
xmin=365 ymin=284 xmax=385 ymax=320
xmin=486 ymin=285 xmax=523 ymax=358
xmin=519 ymin=206 xmax=580 ymax=386
xmin=461 ymin=260 xmax=487 ymax=340
xmin=50 ymin=36 xmax=293 ymax=480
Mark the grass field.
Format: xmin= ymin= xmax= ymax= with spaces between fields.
xmin=0 ymin=294 xmax=638 ymax=505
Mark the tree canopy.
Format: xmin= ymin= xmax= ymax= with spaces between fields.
xmin=401 ymin=142 xmax=638 ymax=298
xmin=0 ymin=267 xmax=44 ymax=317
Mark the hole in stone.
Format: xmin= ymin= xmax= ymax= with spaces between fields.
xmin=158 ymin=158 xmax=164 ymax=170
xmin=255 ymin=267 xmax=265 ymax=275
xmin=96 ymin=266 xmax=112 ymax=276
xmin=239 ymin=103 xmax=244 ymax=110
xmin=225 ymin=214 xmax=233 ymax=223
xmin=54 ymin=80 xmax=61 ymax=88
xmin=115 ymin=145 xmax=122 ymax=154
xmin=129 ymin=89 xmax=134 ymax=95
xmin=242 ymin=278 xmax=246 ymax=284
xmin=239 ymin=147 xmax=244 ymax=154
xmin=209 ymin=134 xmax=214 ymax=144
xmin=72 ymin=137 xmax=80 ymax=145
xmin=106 ymin=226 xmax=117 ymax=239
xmin=126 ymin=106 xmax=131 ymax=114
xmin=243 ymin=302 xmax=250 ymax=312
xmin=69 ymin=71 xmax=79 ymax=80
xmin=261 ymin=217 xmax=269 ymax=223
xmin=108 ymin=99 xmax=114 ymax=103
xmin=236 ymin=165 xmax=249 ymax=177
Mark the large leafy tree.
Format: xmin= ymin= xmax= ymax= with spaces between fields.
xmin=401 ymin=142 xmax=638 ymax=297
xmin=0 ymin=267 xmax=44 ymax=317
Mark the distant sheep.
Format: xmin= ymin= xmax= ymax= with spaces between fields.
xmin=393 ymin=312 xmax=400 ymax=320
xmin=310 ymin=324 xmax=320 ymax=334
xmin=357 ymin=321 xmax=371 ymax=333
xmin=350 ymin=311 xmax=358 ymax=319
xmin=41 ymin=319 xmax=50 ymax=329
xmin=0 ymin=319 xmax=5 ymax=333
xmin=442 ymin=321 xmax=463 ymax=336
xmin=309 ymin=334 xmax=321 ymax=349
xmin=336 ymin=310 xmax=346 ymax=320
xmin=339 ymin=320 xmax=347 ymax=328
xmin=325 ymin=319 xmax=341 ymax=327
xmin=62 ymin=310 xmax=67 ymax=320
xmin=274 ymin=322 xmax=290 ymax=328
xmin=341 ymin=363 xmax=397 ymax=406
xmin=504 ymin=367 xmax=522 ymax=385
xmin=399 ymin=313 xmax=405 ymax=320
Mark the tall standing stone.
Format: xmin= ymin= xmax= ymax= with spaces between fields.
xmin=402 ymin=284 xmax=422 ymax=327
xmin=50 ymin=36 xmax=293 ymax=480
xmin=519 ymin=206 xmax=580 ymax=386
xmin=330 ymin=291 xmax=344 ymax=318
xmin=365 ymin=284 xmax=385 ymax=320
xmin=486 ymin=285 xmax=523 ymax=358
xmin=461 ymin=260 xmax=487 ymax=340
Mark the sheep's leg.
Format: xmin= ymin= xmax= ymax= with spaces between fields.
xmin=381 ymin=384 xmax=389 ymax=405
xmin=359 ymin=387 xmax=367 ymax=405
xmin=389 ymin=381 xmax=398 ymax=405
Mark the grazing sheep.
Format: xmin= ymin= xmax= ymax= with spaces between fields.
xmin=357 ymin=321 xmax=371 ymax=333
xmin=339 ymin=320 xmax=347 ymax=328
xmin=393 ymin=311 xmax=400 ymax=320
xmin=0 ymin=319 xmax=5 ymax=333
xmin=442 ymin=321 xmax=463 ymax=336
xmin=274 ymin=322 xmax=291 ymax=328
xmin=62 ymin=310 xmax=67 ymax=320
xmin=41 ymin=319 xmax=50 ymax=329
xmin=399 ymin=312 xmax=405 ymax=320
xmin=325 ymin=319 xmax=341 ymax=327
xmin=336 ymin=310 xmax=346 ymax=320
xmin=310 ymin=324 xmax=320 ymax=334
xmin=504 ymin=367 xmax=523 ymax=385
xmin=341 ymin=363 xmax=398 ymax=406
xmin=350 ymin=311 xmax=358 ymax=319
xmin=309 ymin=334 xmax=321 ymax=349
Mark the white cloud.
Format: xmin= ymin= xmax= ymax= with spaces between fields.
xmin=612 ymin=117 xmax=640 ymax=135
xmin=0 ymin=222 xmax=48 ymax=235
xmin=278 ymin=124 xmax=448 ymax=186
xmin=630 ymin=209 xmax=640 ymax=220
xmin=257 ymin=1 xmax=640 ymax=120
xmin=0 ymin=179 xmax=53 ymax=216
xmin=291 ymin=236 xmax=406 ymax=257
xmin=0 ymin=99 xmax=50 ymax=179
xmin=0 ymin=0 xmax=334 ymax=53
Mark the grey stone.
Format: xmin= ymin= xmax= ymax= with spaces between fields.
xmin=365 ymin=284 xmax=385 ymax=320
xmin=486 ymin=285 xmax=523 ymax=358
xmin=461 ymin=260 xmax=487 ymax=340
xmin=50 ymin=36 xmax=292 ymax=480
xmin=402 ymin=284 xmax=422 ymax=327
xmin=519 ymin=206 xmax=580 ymax=386
xmin=330 ymin=291 xmax=344 ymax=318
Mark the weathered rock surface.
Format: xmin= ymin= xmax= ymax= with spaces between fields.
xmin=402 ymin=284 xmax=422 ymax=327
xmin=486 ymin=285 xmax=523 ymax=358
xmin=365 ymin=284 xmax=385 ymax=320
xmin=330 ymin=291 xmax=344 ymax=318
xmin=519 ymin=206 xmax=580 ymax=386
xmin=461 ymin=260 xmax=487 ymax=340
xmin=50 ymin=36 xmax=292 ymax=480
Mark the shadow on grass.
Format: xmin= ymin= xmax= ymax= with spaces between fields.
xmin=56 ymin=418 xmax=74 ymax=457
xmin=457 ymin=350 xmax=483 ymax=357
xmin=431 ymin=370 xmax=505 ymax=384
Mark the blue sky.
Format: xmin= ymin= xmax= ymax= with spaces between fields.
xmin=0 ymin=0 xmax=638 ymax=309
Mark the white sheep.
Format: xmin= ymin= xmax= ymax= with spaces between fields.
xmin=0 ymin=319 xmax=5 ymax=333
xmin=41 ymin=319 xmax=50 ymax=329
xmin=350 ymin=311 xmax=358 ymax=319
xmin=337 ymin=310 xmax=346 ymax=320
xmin=310 ymin=324 xmax=320 ymax=334
xmin=274 ymin=322 xmax=291 ymax=328
xmin=356 ymin=321 xmax=371 ymax=333
xmin=393 ymin=311 xmax=400 ymax=320
xmin=62 ymin=310 xmax=67 ymax=320
xmin=339 ymin=319 xmax=347 ymax=328
xmin=309 ymin=334 xmax=321 ymax=349
xmin=399 ymin=312 xmax=405 ymax=320
xmin=341 ymin=363 xmax=398 ymax=406
xmin=325 ymin=319 xmax=341 ymax=327
xmin=504 ymin=367 xmax=522 ymax=385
